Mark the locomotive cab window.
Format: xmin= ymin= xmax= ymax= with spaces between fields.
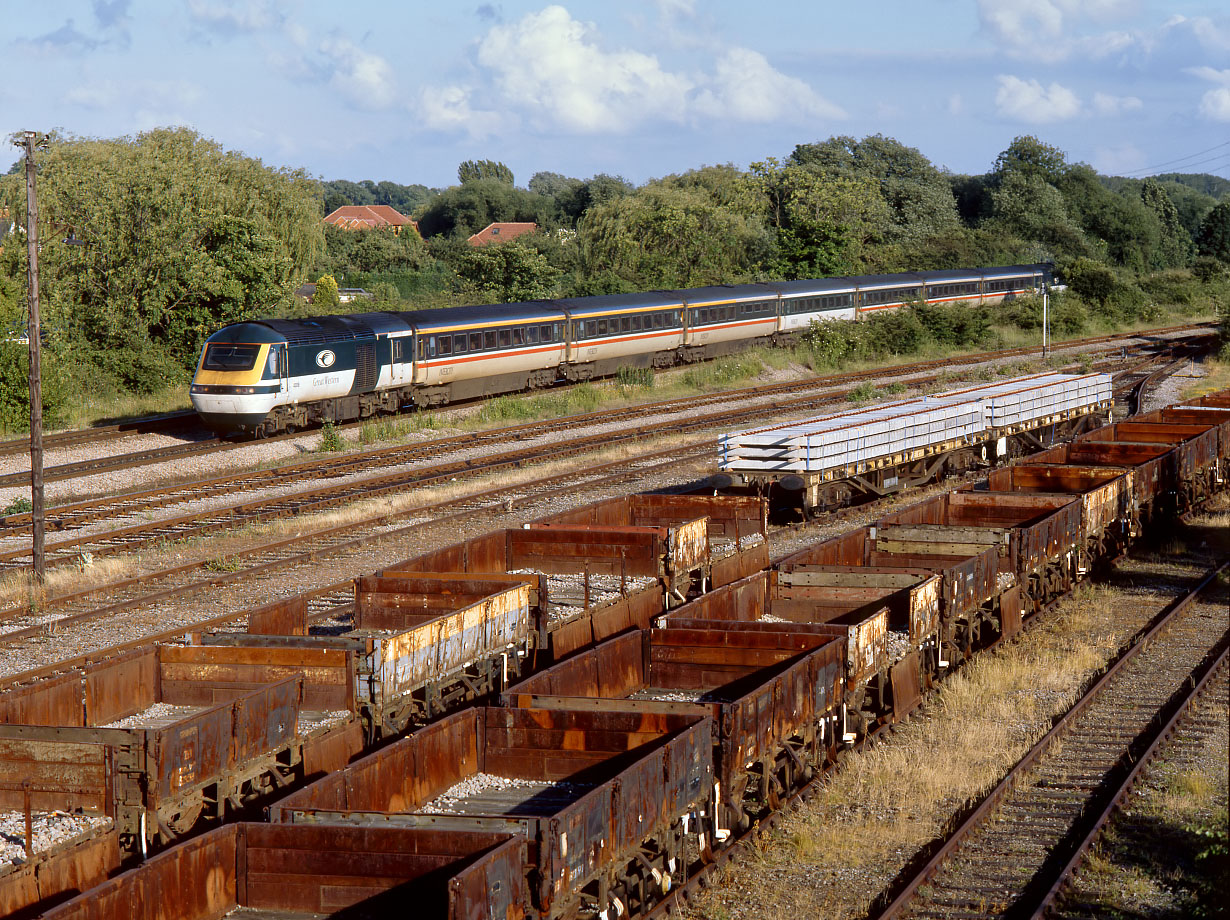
xmin=265 ymin=346 xmax=284 ymax=377
xmin=203 ymin=343 xmax=261 ymax=372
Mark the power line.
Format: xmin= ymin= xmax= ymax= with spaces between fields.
xmin=1121 ymin=140 xmax=1230 ymax=176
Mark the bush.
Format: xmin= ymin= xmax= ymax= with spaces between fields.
xmin=0 ymin=342 xmax=70 ymax=433
xmin=316 ymin=420 xmax=344 ymax=452
xmin=1062 ymin=257 xmax=1118 ymax=304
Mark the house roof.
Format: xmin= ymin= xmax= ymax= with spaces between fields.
xmin=467 ymin=222 xmax=538 ymax=246
xmin=323 ymin=205 xmax=418 ymax=233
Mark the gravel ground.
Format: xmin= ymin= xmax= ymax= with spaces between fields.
xmin=1142 ymin=353 xmax=1209 ymax=414
xmin=0 ymin=811 xmax=111 ymax=866
xmin=0 ymin=328 xmax=1184 ymax=514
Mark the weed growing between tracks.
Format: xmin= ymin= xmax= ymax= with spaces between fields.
xmin=682 ymin=562 xmax=1212 ymax=920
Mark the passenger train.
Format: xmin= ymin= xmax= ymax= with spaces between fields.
xmin=190 ymin=264 xmax=1051 ymax=436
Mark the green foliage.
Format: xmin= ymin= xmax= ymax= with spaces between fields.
xmin=788 ymin=134 xmax=961 ymax=246
xmin=317 ymin=225 xmax=428 ymax=276
xmin=316 ymin=420 xmax=344 ymax=452
xmin=992 ymin=135 xmax=1069 ymax=185
xmin=750 ymin=158 xmax=888 ymax=278
xmin=616 ymin=366 xmax=654 ymax=388
xmin=847 ymin=382 xmax=877 ymax=404
xmin=415 ymin=179 xmax=550 ymax=239
xmin=312 ymin=274 xmax=341 ymax=309
xmin=0 ymin=128 xmax=320 ymax=391
xmin=1193 ymin=256 xmax=1226 ymax=282
xmin=1062 ymin=257 xmax=1118 ymax=304
xmin=453 ymin=240 xmax=561 ymax=303
xmin=1196 ymin=201 xmax=1230 ymax=263
xmin=2 ymin=496 xmax=32 ymax=516
xmin=0 ymin=341 xmax=70 ymax=433
xmin=579 ymin=178 xmax=772 ymax=289
xmin=1140 ymin=178 xmax=1195 ymax=268
xmin=320 ymin=178 xmax=434 ymax=216
xmin=458 ymin=159 xmax=514 ymax=185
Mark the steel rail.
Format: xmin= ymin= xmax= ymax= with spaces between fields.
xmin=871 ymin=562 xmax=1228 ymax=920
xmin=0 ymin=346 xmax=1170 ymax=569
xmin=1030 ymin=646 xmax=1230 ymax=919
xmin=0 ymin=443 xmax=715 ymax=663
xmin=0 ymin=324 xmax=1210 ymax=493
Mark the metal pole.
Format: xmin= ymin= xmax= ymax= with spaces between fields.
xmin=1042 ymin=289 xmax=1049 ymax=360
xmin=19 ymin=132 xmax=45 ymax=586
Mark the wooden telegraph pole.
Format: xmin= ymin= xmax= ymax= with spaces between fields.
xmin=17 ymin=131 xmax=46 ymax=585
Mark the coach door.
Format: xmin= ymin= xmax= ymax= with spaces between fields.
xmin=390 ymin=334 xmax=410 ymax=386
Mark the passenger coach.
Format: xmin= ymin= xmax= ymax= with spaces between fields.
xmin=191 ymin=263 xmax=1052 ymax=436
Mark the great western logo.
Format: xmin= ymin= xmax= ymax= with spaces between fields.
xmin=315 ymin=349 xmax=337 ymax=368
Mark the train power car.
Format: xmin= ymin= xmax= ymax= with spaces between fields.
xmin=190 ymin=263 xmax=1051 ymax=436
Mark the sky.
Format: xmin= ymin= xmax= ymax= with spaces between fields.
xmin=2 ymin=1 xmax=1229 ymax=190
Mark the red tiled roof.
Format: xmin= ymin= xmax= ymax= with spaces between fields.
xmin=323 ymin=205 xmax=418 ymax=233
xmin=467 ymin=222 xmax=538 ymax=246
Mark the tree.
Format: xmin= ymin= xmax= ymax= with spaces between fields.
xmin=992 ymin=136 xmax=1069 ymax=186
xmin=789 ymin=134 xmax=961 ymax=244
xmin=415 ymin=180 xmax=551 ymax=239
xmin=750 ymin=158 xmax=889 ymax=278
xmin=458 ymin=159 xmax=514 ymax=185
xmin=0 ymin=128 xmax=321 ymax=390
xmin=987 ymin=171 xmax=1088 ymax=260
xmin=313 ymin=274 xmax=341 ymax=309
xmin=1139 ymin=178 xmax=1193 ymax=269
xmin=454 ymin=241 xmax=561 ymax=303
xmin=1196 ymin=201 xmax=1230 ymax=263
xmin=579 ymin=180 xmax=772 ymax=289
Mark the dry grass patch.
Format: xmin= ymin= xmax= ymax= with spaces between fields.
xmin=684 ymin=583 xmax=1161 ymax=920
xmin=0 ymin=434 xmax=711 ymax=610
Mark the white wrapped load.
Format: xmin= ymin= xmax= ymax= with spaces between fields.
xmin=718 ymin=372 xmax=1112 ymax=474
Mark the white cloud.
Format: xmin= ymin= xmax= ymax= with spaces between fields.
xmin=186 ymin=0 xmax=286 ymax=33
xmin=1199 ymin=88 xmax=1230 ymax=121
xmin=416 ymin=85 xmax=504 ymax=138
xmin=317 ymin=36 xmax=396 ymax=110
xmin=994 ymin=75 xmax=1081 ymax=123
xmin=948 ymin=93 xmax=964 ymax=116
xmin=693 ymin=47 xmax=844 ymax=122
xmin=976 ymin=0 xmax=1140 ymax=61
xmin=1092 ymin=91 xmax=1142 ymax=116
xmin=464 ymin=5 xmax=839 ymax=135
xmin=476 ymin=6 xmax=693 ymax=132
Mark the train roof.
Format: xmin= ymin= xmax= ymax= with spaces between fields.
xmin=843 ymin=272 xmax=926 ymax=290
xmin=550 ymin=290 xmax=684 ymax=317
xmin=395 ymin=301 xmax=568 ymax=331
xmin=764 ymin=277 xmax=859 ymax=297
xmin=981 ymin=264 xmax=1048 ymax=278
xmin=204 ymin=322 xmax=290 ymax=345
xmin=671 ymin=284 xmax=779 ymax=306
xmin=916 ymin=269 xmax=985 ymax=283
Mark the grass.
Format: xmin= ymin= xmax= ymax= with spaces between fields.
xmin=684 ymin=579 xmax=1179 ymax=920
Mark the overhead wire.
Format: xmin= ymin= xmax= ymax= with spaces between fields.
xmin=1121 ymin=140 xmax=1230 ymax=176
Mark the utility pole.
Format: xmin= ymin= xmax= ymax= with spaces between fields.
xmin=16 ymin=131 xmax=45 ymax=585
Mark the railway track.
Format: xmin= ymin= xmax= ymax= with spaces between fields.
xmin=1040 ymin=648 xmax=1230 ymax=919
xmin=0 ymin=343 xmax=1194 ymax=574
xmin=0 ymin=323 xmax=1212 ymax=493
xmin=873 ymin=563 xmax=1229 ymax=920
xmin=0 ymin=442 xmax=717 ymax=677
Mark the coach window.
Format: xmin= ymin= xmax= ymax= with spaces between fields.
xmin=438 ymin=335 xmax=451 ymax=356
xmin=512 ymin=327 xmax=524 ymax=346
xmin=586 ymin=320 xmax=597 ymax=338
xmin=631 ymin=315 xmax=642 ymax=332
xmin=470 ymin=332 xmax=483 ymax=351
xmin=526 ymin=326 xmax=538 ymax=344
xmin=540 ymin=324 xmax=553 ymax=342
xmin=452 ymin=334 xmax=465 ymax=353
xmin=619 ymin=316 xmax=629 ymax=333
xmin=499 ymin=329 xmax=512 ymax=347
xmin=482 ymin=331 xmax=494 ymax=350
